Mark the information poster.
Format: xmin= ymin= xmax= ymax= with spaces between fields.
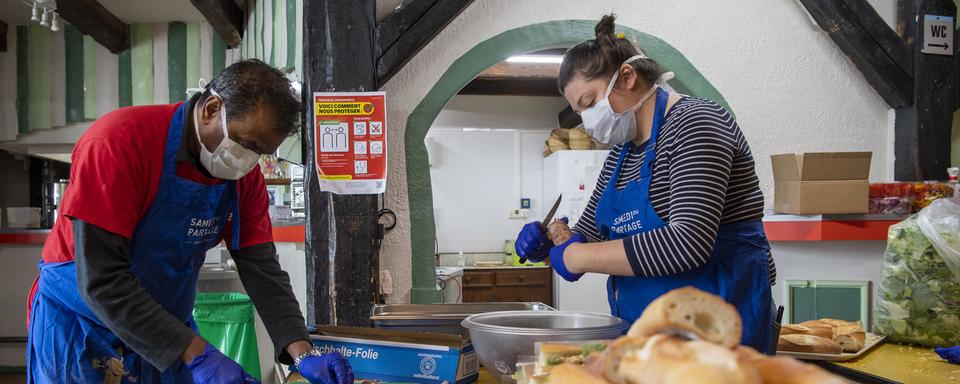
xmin=314 ymin=91 xmax=387 ymax=194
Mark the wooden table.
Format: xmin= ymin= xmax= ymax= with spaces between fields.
xmin=830 ymin=343 xmax=957 ymax=384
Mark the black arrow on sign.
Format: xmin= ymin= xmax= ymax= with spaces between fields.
xmin=927 ymin=42 xmax=949 ymax=49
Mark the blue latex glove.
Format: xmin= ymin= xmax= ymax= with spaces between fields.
xmin=936 ymin=346 xmax=960 ymax=365
xmin=298 ymin=352 xmax=353 ymax=384
xmin=515 ymin=221 xmax=550 ymax=262
xmin=550 ymin=232 xmax=585 ymax=282
xmin=187 ymin=343 xmax=260 ymax=384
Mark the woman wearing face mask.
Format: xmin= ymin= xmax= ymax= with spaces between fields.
xmin=515 ymin=15 xmax=777 ymax=352
xmin=26 ymin=60 xmax=352 ymax=384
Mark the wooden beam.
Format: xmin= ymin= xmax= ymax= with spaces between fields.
xmin=377 ymin=0 xmax=438 ymax=56
xmin=459 ymin=77 xmax=559 ymax=96
xmin=478 ymin=62 xmax=559 ymax=79
xmin=189 ymin=0 xmax=244 ymax=48
xmin=797 ymin=0 xmax=913 ymax=107
xmin=303 ymin=0 xmax=380 ymax=327
xmin=54 ymin=0 xmax=130 ymax=54
xmin=893 ymin=0 xmax=957 ymax=180
xmin=558 ymin=105 xmax=581 ymax=128
xmin=0 ymin=19 xmax=7 ymax=52
xmin=376 ymin=0 xmax=474 ymax=86
xmin=840 ymin=0 xmax=914 ymax=72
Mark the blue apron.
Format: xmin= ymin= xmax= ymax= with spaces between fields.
xmin=27 ymin=103 xmax=242 ymax=383
xmin=595 ymin=88 xmax=773 ymax=352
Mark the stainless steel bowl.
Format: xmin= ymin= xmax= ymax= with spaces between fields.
xmin=462 ymin=311 xmax=625 ymax=380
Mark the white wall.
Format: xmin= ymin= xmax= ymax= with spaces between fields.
xmin=380 ymin=0 xmax=897 ymax=303
xmin=427 ymin=95 xmax=563 ymax=253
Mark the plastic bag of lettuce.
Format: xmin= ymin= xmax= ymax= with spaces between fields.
xmin=875 ymin=198 xmax=960 ymax=347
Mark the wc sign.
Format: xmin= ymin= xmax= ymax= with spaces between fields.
xmin=922 ymin=15 xmax=954 ymax=56
xmin=314 ymin=91 xmax=388 ymax=194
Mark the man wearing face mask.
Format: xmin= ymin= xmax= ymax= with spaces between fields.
xmin=26 ymin=60 xmax=353 ymax=384
xmin=516 ymin=15 xmax=778 ymax=353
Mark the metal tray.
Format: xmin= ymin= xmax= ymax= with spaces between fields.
xmin=778 ymin=333 xmax=886 ymax=362
xmin=371 ymin=302 xmax=555 ymax=337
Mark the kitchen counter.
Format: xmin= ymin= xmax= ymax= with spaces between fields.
xmin=474 ymin=343 xmax=956 ymax=383
xmin=462 ymin=265 xmax=550 ymax=270
xmin=830 ymin=343 xmax=956 ymax=383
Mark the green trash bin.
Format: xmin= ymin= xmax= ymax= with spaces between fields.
xmin=193 ymin=292 xmax=261 ymax=380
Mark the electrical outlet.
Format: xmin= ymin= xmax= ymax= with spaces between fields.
xmin=379 ymin=270 xmax=394 ymax=295
xmin=509 ymin=209 xmax=530 ymax=219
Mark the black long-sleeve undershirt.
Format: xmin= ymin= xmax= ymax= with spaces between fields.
xmin=74 ymin=218 xmax=309 ymax=370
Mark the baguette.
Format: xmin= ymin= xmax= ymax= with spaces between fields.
xmin=794 ymin=319 xmax=865 ymax=352
xmin=779 ymin=323 xmax=835 ymax=339
xmin=834 ymin=330 xmax=865 ymax=352
xmin=546 ymin=219 xmax=573 ymax=245
xmin=777 ymin=334 xmax=843 ymax=354
xmin=628 ymin=287 xmax=742 ymax=348
xmin=617 ymin=335 xmax=761 ymax=384
xmin=546 ymin=364 xmax=607 ymax=384
xmin=735 ymin=346 xmax=848 ymax=384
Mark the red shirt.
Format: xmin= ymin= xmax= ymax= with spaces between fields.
xmin=41 ymin=103 xmax=273 ymax=264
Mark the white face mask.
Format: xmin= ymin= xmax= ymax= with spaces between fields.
xmin=580 ymin=55 xmax=658 ymax=145
xmin=193 ymin=89 xmax=262 ymax=180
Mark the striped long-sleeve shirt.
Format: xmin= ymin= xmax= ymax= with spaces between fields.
xmin=573 ymin=96 xmax=776 ymax=284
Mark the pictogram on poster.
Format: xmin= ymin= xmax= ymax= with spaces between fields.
xmin=314 ymin=92 xmax=387 ymax=194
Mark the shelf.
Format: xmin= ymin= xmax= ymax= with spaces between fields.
xmin=762 ymin=214 xmax=908 ymax=241
xmin=264 ymin=178 xmax=291 ymax=186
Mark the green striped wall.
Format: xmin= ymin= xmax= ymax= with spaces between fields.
xmin=5 ymin=2 xmax=302 ymax=137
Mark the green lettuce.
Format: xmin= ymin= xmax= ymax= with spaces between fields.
xmin=875 ymin=216 xmax=960 ymax=347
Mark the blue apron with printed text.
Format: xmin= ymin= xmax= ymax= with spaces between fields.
xmin=27 ymin=103 xmax=242 ymax=383
xmin=595 ymin=88 xmax=773 ymax=352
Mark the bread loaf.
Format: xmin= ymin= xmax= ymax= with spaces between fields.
xmin=777 ymin=334 xmax=843 ymax=354
xmin=546 ymin=219 xmax=573 ymax=245
xmin=545 ymin=364 xmax=607 ymax=384
xmin=785 ymin=319 xmax=865 ymax=352
xmin=834 ymin=330 xmax=865 ymax=352
xmin=617 ymin=335 xmax=761 ymax=384
xmin=735 ymin=346 xmax=848 ymax=384
xmin=628 ymin=287 xmax=742 ymax=348
xmin=779 ymin=323 xmax=835 ymax=339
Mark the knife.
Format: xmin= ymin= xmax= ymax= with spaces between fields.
xmin=520 ymin=195 xmax=562 ymax=264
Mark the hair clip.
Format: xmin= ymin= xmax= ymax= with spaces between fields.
xmin=615 ymin=32 xmax=625 ymax=39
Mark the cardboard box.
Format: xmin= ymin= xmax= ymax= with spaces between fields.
xmin=309 ymin=326 xmax=479 ymax=384
xmin=771 ymin=152 xmax=872 ymax=214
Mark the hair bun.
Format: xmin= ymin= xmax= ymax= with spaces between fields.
xmin=594 ymin=14 xmax=617 ymax=42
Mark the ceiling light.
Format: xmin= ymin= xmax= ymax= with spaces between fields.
xmin=505 ymin=55 xmax=563 ymax=64
xmin=30 ymin=3 xmax=40 ymax=22
xmin=39 ymin=8 xmax=49 ymax=27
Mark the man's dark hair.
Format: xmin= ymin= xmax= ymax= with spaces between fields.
xmin=201 ymin=59 xmax=300 ymax=137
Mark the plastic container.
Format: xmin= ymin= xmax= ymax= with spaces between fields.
xmin=911 ymin=182 xmax=953 ymax=212
xmin=869 ymin=197 xmax=912 ymax=215
xmin=193 ymin=292 xmax=261 ymax=380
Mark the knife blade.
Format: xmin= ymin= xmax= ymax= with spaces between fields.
xmin=542 ymin=194 xmax=562 ymax=230
xmin=519 ymin=195 xmax=562 ymax=264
